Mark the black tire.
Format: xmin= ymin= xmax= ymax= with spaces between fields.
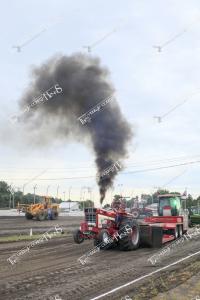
xmin=36 ymin=212 xmax=46 ymax=221
xmin=93 ymin=238 xmax=110 ymax=248
xmin=93 ymin=239 xmax=100 ymax=247
xmin=174 ymin=226 xmax=179 ymax=239
xmin=73 ymin=229 xmax=84 ymax=244
xmin=119 ymin=220 xmax=140 ymax=251
xmin=96 ymin=230 xmax=114 ymax=250
xmin=178 ymin=225 xmax=183 ymax=237
xmin=131 ymin=210 xmax=140 ymax=219
xmin=151 ymin=227 xmax=163 ymax=248
xmin=25 ymin=212 xmax=33 ymax=220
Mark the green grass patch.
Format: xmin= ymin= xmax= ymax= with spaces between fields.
xmin=0 ymin=232 xmax=67 ymax=243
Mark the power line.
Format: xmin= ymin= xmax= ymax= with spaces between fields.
xmin=160 ymin=169 xmax=188 ymax=188
xmin=1 ymin=154 xmax=200 ymax=172
xmin=83 ymin=28 xmax=117 ymax=53
xmin=152 ymin=17 xmax=200 ymax=52
xmin=2 ymin=159 xmax=200 ymax=181
xmin=12 ymin=28 xmax=47 ymax=52
xmin=123 ymin=159 xmax=200 ymax=175
xmin=154 ymin=89 xmax=200 ymax=122
xmin=12 ymin=19 xmax=62 ymax=53
xmin=153 ymin=28 xmax=187 ymax=52
xmin=22 ymin=169 xmax=48 ymax=188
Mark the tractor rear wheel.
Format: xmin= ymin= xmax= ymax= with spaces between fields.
xmin=119 ymin=220 xmax=140 ymax=251
xmin=25 ymin=212 xmax=33 ymax=220
xmin=73 ymin=229 xmax=84 ymax=244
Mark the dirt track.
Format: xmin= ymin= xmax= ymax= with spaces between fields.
xmin=0 ymin=216 xmax=200 ymax=300
xmin=0 ymin=215 xmax=81 ymax=236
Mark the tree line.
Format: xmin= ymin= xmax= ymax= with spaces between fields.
xmin=0 ymin=181 xmax=95 ymax=209
xmin=0 ymin=181 xmax=199 ymax=209
xmin=0 ymin=181 xmax=61 ymax=208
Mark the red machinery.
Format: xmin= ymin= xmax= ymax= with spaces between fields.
xmin=73 ymin=194 xmax=189 ymax=250
xmin=131 ymin=202 xmax=153 ymax=219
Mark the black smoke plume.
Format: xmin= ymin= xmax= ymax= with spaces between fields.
xmin=19 ymin=53 xmax=133 ymax=204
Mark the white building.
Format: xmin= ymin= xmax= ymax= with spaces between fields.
xmin=59 ymin=201 xmax=80 ymax=212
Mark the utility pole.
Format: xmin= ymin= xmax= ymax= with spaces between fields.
xmin=13 ymin=192 xmax=15 ymax=209
xmin=118 ymin=184 xmax=123 ymax=196
xmin=56 ymin=185 xmax=59 ymax=200
xmin=88 ymin=187 xmax=92 ymax=200
xmin=46 ymin=185 xmax=50 ymax=196
xmin=12 ymin=186 xmax=15 ymax=209
xmin=33 ymin=184 xmax=37 ymax=204
xmin=68 ymin=186 xmax=72 ymax=200
xmin=80 ymin=186 xmax=87 ymax=200
xmin=9 ymin=192 xmax=12 ymax=209
xmin=111 ymin=186 xmax=115 ymax=202
xmin=22 ymin=184 xmax=26 ymax=195
xmin=8 ymin=183 xmax=13 ymax=209
xmin=89 ymin=187 xmax=93 ymax=206
xmin=63 ymin=191 xmax=66 ymax=201
xmin=80 ymin=187 xmax=85 ymax=211
xmin=83 ymin=190 xmax=86 ymax=210
xmin=68 ymin=186 xmax=72 ymax=212
xmin=83 ymin=200 xmax=85 ymax=211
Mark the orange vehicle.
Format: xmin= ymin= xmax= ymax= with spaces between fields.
xmin=25 ymin=197 xmax=59 ymax=221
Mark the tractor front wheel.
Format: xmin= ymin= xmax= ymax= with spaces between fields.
xmin=25 ymin=212 xmax=33 ymax=220
xmin=73 ymin=229 xmax=84 ymax=244
xmin=96 ymin=230 xmax=114 ymax=250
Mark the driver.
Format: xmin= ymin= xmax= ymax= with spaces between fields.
xmin=111 ymin=197 xmax=126 ymax=227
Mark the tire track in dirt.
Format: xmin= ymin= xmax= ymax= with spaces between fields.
xmin=1 ymin=217 xmax=200 ymax=300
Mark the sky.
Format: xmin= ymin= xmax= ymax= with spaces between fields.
xmin=1 ymin=0 xmax=200 ymax=205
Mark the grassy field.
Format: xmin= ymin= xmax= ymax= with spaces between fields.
xmin=0 ymin=232 xmax=67 ymax=243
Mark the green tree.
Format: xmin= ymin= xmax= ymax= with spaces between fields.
xmin=103 ymin=204 xmax=110 ymax=209
xmin=78 ymin=199 xmax=94 ymax=210
xmin=186 ymin=194 xmax=194 ymax=208
xmin=152 ymin=189 xmax=169 ymax=203
xmin=194 ymin=196 xmax=200 ymax=207
xmin=113 ymin=194 xmax=121 ymax=201
xmin=0 ymin=181 xmax=10 ymax=208
xmin=141 ymin=194 xmax=153 ymax=205
xmin=126 ymin=198 xmax=134 ymax=208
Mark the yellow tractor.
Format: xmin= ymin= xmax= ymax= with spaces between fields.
xmin=25 ymin=197 xmax=59 ymax=221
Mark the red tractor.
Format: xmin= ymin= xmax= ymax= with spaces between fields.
xmin=73 ymin=194 xmax=189 ymax=250
xmin=131 ymin=202 xmax=153 ymax=219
